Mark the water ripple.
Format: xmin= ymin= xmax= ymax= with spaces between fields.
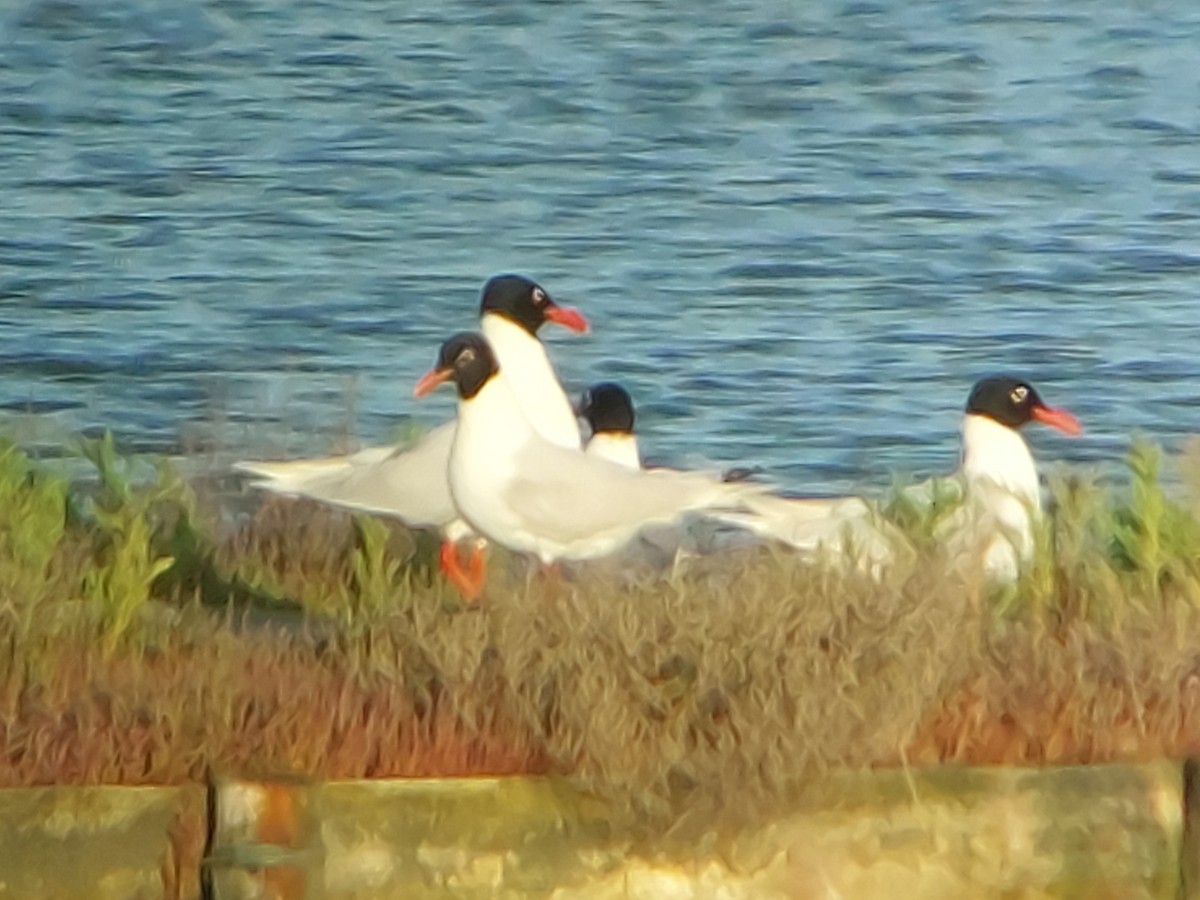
xmin=0 ymin=0 xmax=1197 ymax=481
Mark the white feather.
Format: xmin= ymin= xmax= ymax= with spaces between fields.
xmin=584 ymin=433 xmax=641 ymax=470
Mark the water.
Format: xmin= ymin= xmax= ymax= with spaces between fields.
xmin=1 ymin=0 xmax=1199 ymax=494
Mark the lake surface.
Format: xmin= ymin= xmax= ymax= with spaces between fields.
xmin=2 ymin=0 xmax=1199 ymax=494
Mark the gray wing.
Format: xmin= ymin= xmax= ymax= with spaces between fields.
xmin=236 ymin=421 xmax=458 ymax=527
xmin=502 ymin=446 xmax=747 ymax=548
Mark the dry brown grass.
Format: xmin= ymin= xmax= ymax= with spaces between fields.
xmin=0 ymin=606 xmax=547 ymax=786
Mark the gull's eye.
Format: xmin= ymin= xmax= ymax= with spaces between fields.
xmin=1010 ymin=385 xmax=1029 ymax=405
xmin=531 ymin=287 xmax=548 ymax=307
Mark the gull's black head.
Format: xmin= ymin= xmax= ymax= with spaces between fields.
xmin=414 ymin=332 xmax=498 ymax=401
xmin=479 ymin=274 xmax=589 ymax=335
xmin=965 ymin=374 xmax=1082 ymax=435
xmin=578 ymin=382 xmax=635 ymax=435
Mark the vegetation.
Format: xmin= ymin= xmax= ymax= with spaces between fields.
xmin=1 ymin=433 xmax=1199 ymax=837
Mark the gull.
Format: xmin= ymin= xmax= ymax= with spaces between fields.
xmin=722 ymin=374 xmax=1082 ymax=581
xmin=414 ymin=333 xmax=763 ymax=586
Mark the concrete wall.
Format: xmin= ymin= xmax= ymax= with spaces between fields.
xmin=0 ymin=762 xmax=1191 ymax=899
xmin=0 ymin=784 xmax=204 ymax=899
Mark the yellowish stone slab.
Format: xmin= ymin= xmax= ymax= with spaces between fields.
xmin=0 ymin=784 xmax=202 ymax=900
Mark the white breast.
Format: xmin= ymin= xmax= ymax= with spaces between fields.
xmin=584 ymin=433 xmax=642 ymax=470
xmin=959 ymin=414 xmax=1042 ymax=511
xmin=956 ymin=413 xmax=1044 ymax=578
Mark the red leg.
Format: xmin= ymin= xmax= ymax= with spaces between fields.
xmin=439 ymin=538 xmax=458 ymax=576
xmin=440 ymin=539 xmax=484 ymax=601
xmin=465 ymin=543 xmax=487 ymax=597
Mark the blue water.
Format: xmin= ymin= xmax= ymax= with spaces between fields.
xmin=2 ymin=0 xmax=1199 ymax=493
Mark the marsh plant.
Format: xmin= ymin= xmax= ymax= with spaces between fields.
xmin=0 ymin=432 xmax=1199 ymax=837
xmin=0 ymin=441 xmax=68 ymax=610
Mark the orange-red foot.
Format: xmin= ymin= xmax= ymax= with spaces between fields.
xmin=466 ymin=543 xmax=486 ymax=595
xmin=440 ymin=539 xmax=487 ymax=601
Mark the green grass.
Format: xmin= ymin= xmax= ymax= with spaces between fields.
xmin=1 ymin=432 xmax=1199 ymax=839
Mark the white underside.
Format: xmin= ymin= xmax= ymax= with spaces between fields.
xmin=951 ymin=413 xmax=1044 ymax=581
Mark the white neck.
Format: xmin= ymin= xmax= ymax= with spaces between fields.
xmin=585 ymin=432 xmax=642 ymax=470
xmin=481 ymin=314 xmax=580 ymax=449
xmin=960 ymin=413 xmax=1041 ymax=511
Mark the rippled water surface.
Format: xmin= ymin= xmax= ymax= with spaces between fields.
xmin=2 ymin=0 xmax=1199 ymax=492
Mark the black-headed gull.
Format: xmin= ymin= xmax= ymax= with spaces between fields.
xmin=725 ymin=374 xmax=1082 ymax=580
xmin=414 ymin=333 xmax=762 ymax=586
xmin=579 ymin=382 xmax=641 ymax=470
xmin=935 ymin=373 xmax=1081 ymax=579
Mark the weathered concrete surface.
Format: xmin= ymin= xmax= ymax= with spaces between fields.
xmin=0 ymin=763 xmax=1183 ymax=898
xmin=208 ymin=775 xmax=618 ymax=899
xmin=208 ymin=762 xmax=1184 ymax=899
xmin=0 ymin=784 xmax=204 ymax=900
xmin=317 ymin=776 xmax=618 ymax=897
xmin=554 ymin=762 xmax=1184 ymax=899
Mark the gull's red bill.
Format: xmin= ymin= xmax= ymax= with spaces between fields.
xmin=1031 ymin=404 xmax=1083 ymax=436
xmin=413 ymin=368 xmax=452 ymax=398
xmin=543 ymin=305 xmax=589 ymax=334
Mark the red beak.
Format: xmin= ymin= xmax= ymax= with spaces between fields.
xmin=413 ymin=368 xmax=452 ymax=398
xmin=543 ymin=305 xmax=589 ymax=334
xmin=1031 ymin=404 xmax=1082 ymax=436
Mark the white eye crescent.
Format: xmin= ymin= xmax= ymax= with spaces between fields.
xmin=532 ymin=287 xmax=548 ymax=306
xmin=1010 ymin=385 xmax=1028 ymax=404
xmin=458 ymin=348 xmax=476 ymax=365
